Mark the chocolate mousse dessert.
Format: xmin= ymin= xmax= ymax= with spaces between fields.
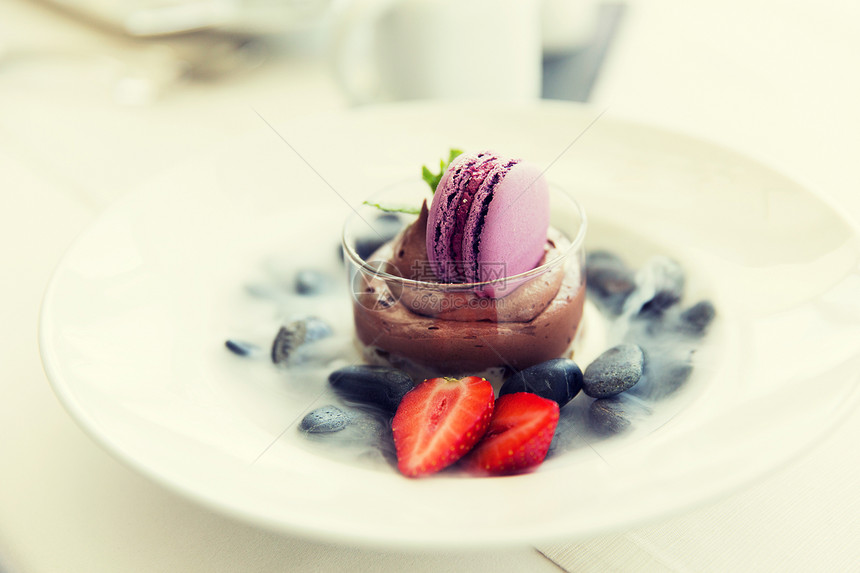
xmin=347 ymin=150 xmax=586 ymax=379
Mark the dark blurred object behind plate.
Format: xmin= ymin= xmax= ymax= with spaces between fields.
xmin=542 ymin=2 xmax=626 ymax=102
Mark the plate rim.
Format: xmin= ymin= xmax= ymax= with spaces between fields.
xmin=38 ymin=100 xmax=860 ymax=548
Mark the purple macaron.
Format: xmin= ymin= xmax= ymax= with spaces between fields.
xmin=426 ymin=151 xmax=549 ymax=294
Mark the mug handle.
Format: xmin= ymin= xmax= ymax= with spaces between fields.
xmin=332 ymin=0 xmax=399 ymax=105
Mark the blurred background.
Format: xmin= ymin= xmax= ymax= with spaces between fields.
xmin=1 ymin=0 xmax=857 ymax=209
xmin=1 ymin=0 xmax=628 ymax=208
xmin=2 ymin=0 xmax=859 ymax=571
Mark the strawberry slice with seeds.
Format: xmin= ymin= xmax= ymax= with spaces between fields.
xmin=392 ymin=376 xmax=495 ymax=477
xmin=464 ymin=392 xmax=559 ymax=476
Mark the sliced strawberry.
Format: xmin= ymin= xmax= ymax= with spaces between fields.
xmin=392 ymin=376 xmax=495 ymax=477
xmin=464 ymin=392 xmax=559 ymax=476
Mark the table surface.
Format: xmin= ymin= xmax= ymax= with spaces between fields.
xmin=2 ymin=0 xmax=859 ymax=571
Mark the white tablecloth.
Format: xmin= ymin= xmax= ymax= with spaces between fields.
xmin=1 ymin=0 xmax=858 ymax=571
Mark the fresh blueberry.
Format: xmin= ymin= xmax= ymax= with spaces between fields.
xmin=582 ymin=344 xmax=645 ymax=398
xmin=271 ymin=317 xmax=334 ymax=365
xmin=328 ymin=365 xmax=414 ymax=414
xmin=677 ymin=300 xmax=715 ymax=336
xmin=224 ymin=339 xmax=260 ymax=357
xmin=627 ymin=256 xmax=685 ymax=317
xmin=355 ymin=239 xmax=382 ymax=262
xmin=299 ymin=405 xmax=351 ymax=433
xmin=295 ymin=269 xmax=328 ymax=295
xmin=354 ymin=214 xmax=403 ymax=261
xmin=499 ymin=358 xmax=583 ymax=407
xmin=585 ymin=250 xmax=636 ymax=315
xmin=272 ymin=326 xmax=303 ymax=364
xmin=305 ymin=410 xmax=396 ymax=466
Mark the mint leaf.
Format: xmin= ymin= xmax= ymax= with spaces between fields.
xmin=362 ymin=200 xmax=421 ymax=215
xmin=421 ymin=166 xmax=437 ymax=190
xmin=422 ymin=148 xmax=464 ymax=193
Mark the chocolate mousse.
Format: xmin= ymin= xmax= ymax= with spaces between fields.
xmin=352 ymin=202 xmax=586 ymax=376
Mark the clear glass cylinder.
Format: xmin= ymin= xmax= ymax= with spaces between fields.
xmin=342 ymin=179 xmax=587 ymax=381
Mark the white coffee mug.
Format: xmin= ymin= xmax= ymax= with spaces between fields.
xmin=333 ymin=0 xmax=542 ymax=104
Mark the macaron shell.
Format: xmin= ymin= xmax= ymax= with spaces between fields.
xmin=463 ymin=161 xmax=549 ymax=288
xmin=426 ymin=151 xmax=497 ymax=282
xmin=449 ymin=155 xmax=498 ymax=277
xmin=426 ymin=154 xmax=468 ymax=276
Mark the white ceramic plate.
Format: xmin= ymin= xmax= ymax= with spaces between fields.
xmin=40 ymin=101 xmax=860 ymax=548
